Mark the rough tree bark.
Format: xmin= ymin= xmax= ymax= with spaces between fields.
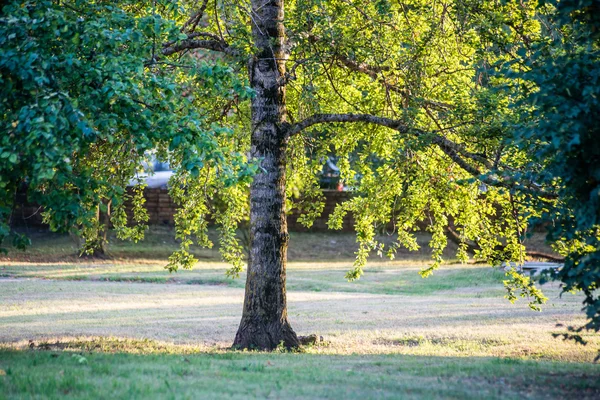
xmin=232 ymin=0 xmax=299 ymax=350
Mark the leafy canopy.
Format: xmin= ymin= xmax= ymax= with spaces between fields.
xmin=3 ymin=1 xmax=599 ymax=338
xmin=494 ymin=0 xmax=600 ymax=342
xmin=0 ymin=0 xmax=253 ymax=262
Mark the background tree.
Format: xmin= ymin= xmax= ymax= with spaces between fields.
xmin=491 ymin=0 xmax=600 ymax=348
xmin=0 ymin=1 xmax=252 ymax=256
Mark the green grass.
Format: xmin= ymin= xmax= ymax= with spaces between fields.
xmin=0 ymin=230 xmax=596 ymax=399
xmin=0 ymin=262 xmax=507 ymax=296
xmin=1 ymin=343 xmax=599 ymax=400
xmin=1 ymin=227 xmax=558 ymax=264
xmin=286 ymin=266 xmax=507 ymax=296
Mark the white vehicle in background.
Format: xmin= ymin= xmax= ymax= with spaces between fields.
xmin=130 ymin=159 xmax=173 ymax=189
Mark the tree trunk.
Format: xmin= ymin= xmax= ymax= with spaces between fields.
xmin=233 ymin=0 xmax=299 ymax=350
xmin=81 ymin=201 xmax=110 ymax=259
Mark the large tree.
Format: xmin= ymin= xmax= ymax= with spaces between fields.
xmin=4 ymin=0 xmax=575 ymax=350
xmin=158 ymin=0 xmax=551 ymax=349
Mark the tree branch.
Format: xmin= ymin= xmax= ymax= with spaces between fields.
xmin=288 ymin=113 xmax=476 ymax=166
xmin=287 ymin=113 xmax=410 ymax=136
xmin=163 ymin=31 xmax=223 ymax=49
xmin=181 ymin=0 xmax=210 ymax=32
xmin=287 ymin=113 xmax=483 ymax=174
xmin=336 ymin=55 xmax=391 ymax=78
xmin=161 ymin=39 xmax=231 ymax=57
xmin=287 ymin=113 xmax=554 ymax=198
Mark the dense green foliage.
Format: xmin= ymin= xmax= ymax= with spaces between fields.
xmin=0 ymin=1 xmax=251 ymax=258
xmin=1 ymin=0 xmax=599 ymax=345
xmin=281 ymin=0 xmax=547 ymax=304
xmin=494 ymin=0 xmax=600 ymax=340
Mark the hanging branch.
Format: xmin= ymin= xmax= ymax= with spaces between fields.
xmin=287 ymin=113 xmax=555 ymax=198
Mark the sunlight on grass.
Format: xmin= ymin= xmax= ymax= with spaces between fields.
xmin=0 ymin=230 xmax=597 ymax=399
xmin=1 ymin=275 xmax=597 ymax=362
xmin=1 ymin=260 xmax=509 ymax=296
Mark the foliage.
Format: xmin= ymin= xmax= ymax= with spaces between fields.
xmin=6 ymin=0 xmax=600 ymax=338
xmin=493 ymin=0 xmax=600 ymax=343
xmin=0 ymin=1 xmax=251 ymax=260
xmin=277 ymin=0 xmax=549 ymax=310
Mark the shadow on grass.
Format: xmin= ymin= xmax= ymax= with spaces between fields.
xmin=0 ymin=337 xmax=598 ymax=399
xmin=1 ymin=228 xmax=465 ymax=265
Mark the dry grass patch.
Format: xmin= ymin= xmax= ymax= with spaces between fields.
xmin=1 ymin=275 xmax=598 ymax=362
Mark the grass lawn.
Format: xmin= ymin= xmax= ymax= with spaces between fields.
xmin=0 ymin=229 xmax=598 ymax=399
xmin=1 ymin=345 xmax=599 ymax=400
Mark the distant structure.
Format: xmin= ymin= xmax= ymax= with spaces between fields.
xmin=132 ymin=156 xmax=343 ymax=190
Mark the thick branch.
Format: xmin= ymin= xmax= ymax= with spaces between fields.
xmin=287 ymin=113 xmax=410 ymax=136
xmin=288 ymin=113 xmax=483 ymax=175
xmin=163 ymin=31 xmax=223 ymax=49
xmin=161 ymin=39 xmax=230 ymax=56
xmin=288 ymin=113 xmax=554 ymax=198
xmin=288 ymin=114 xmax=476 ymax=167
xmin=336 ymin=55 xmax=390 ymax=78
